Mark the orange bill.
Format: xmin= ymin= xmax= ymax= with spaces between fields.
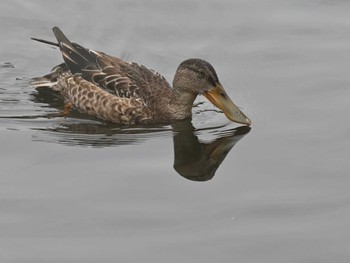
xmin=204 ymin=83 xmax=251 ymax=125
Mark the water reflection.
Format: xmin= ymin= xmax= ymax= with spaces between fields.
xmin=172 ymin=121 xmax=250 ymax=181
xmin=30 ymin=88 xmax=251 ymax=181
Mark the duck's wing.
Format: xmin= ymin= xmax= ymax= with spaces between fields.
xmin=52 ymin=27 xmax=172 ymax=104
xmin=80 ymin=52 xmax=173 ymax=108
xmin=80 ymin=52 xmax=144 ymax=98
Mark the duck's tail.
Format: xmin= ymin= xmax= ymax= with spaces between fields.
xmin=30 ymin=30 xmax=65 ymax=90
xmin=31 ymin=37 xmax=59 ymax=47
xmin=31 ymin=27 xmax=97 ymax=90
xmin=52 ymin=26 xmax=97 ymax=74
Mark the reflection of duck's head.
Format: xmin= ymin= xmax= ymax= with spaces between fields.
xmin=172 ymin=123 xmax=251 ymax=181
xmin=173 ymin=59 xmax=251 ymax=125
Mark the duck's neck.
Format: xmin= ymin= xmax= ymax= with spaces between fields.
xmin=168 ymin=86 xmax=197 ymax=120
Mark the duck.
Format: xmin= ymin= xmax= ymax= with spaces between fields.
xmin=31 ymin=26 xmax=251 ymax=125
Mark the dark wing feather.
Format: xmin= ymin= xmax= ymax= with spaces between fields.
xmin=52 ymin=26 xmax=173 ymax=107
xmin=86 ymin=65 xmax=141 ymax=98
xmin=79 ymin=51 xmax=173 ymax=106
xmin=52 ymin=27 xmax=143 ymax=99
xmin=53 ymin=26 xmax=98 ymax=74
xmin=78 ymin=51 xmax=144 ymax=99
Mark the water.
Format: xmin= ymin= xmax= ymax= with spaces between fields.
xmin=1 ymin=0 xmax=350 ymax=262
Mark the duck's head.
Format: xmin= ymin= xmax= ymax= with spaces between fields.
xmin=173 ymin=58 xmax=251 ymax=126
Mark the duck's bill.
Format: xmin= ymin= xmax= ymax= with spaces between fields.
xmin=204 ymin=83 xmax=251 ymax=126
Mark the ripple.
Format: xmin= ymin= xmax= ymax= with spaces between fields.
xmin=1 ymin=62 xmax=15 ymax=69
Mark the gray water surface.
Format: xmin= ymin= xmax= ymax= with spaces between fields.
xmin=1 ymin=0 xmax=350 ymax=262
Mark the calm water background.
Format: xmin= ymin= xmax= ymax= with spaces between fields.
xmin=1 ymin=0 xmax=350 ymax=262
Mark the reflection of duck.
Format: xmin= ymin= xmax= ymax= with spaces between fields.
xmin=172 ymin=121 xmax=250 ymax=181
xmin=33 ymin=119 xmax=250 ymax=181
xmin=31 ymin=27 xmax=251 ymax=125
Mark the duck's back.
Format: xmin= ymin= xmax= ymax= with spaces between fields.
xmin=82 ymin=52 xmax=173 ymax=108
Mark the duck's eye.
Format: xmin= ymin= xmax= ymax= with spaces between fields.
xmin=198 ymin=70 xmax=206 ymax=78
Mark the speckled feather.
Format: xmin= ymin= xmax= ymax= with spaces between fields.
xmin=60 ymin=74 xmax=154 ymax=124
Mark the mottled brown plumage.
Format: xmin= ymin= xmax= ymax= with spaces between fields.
xmin=31 ymin=27 xmax=251 ymax=125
